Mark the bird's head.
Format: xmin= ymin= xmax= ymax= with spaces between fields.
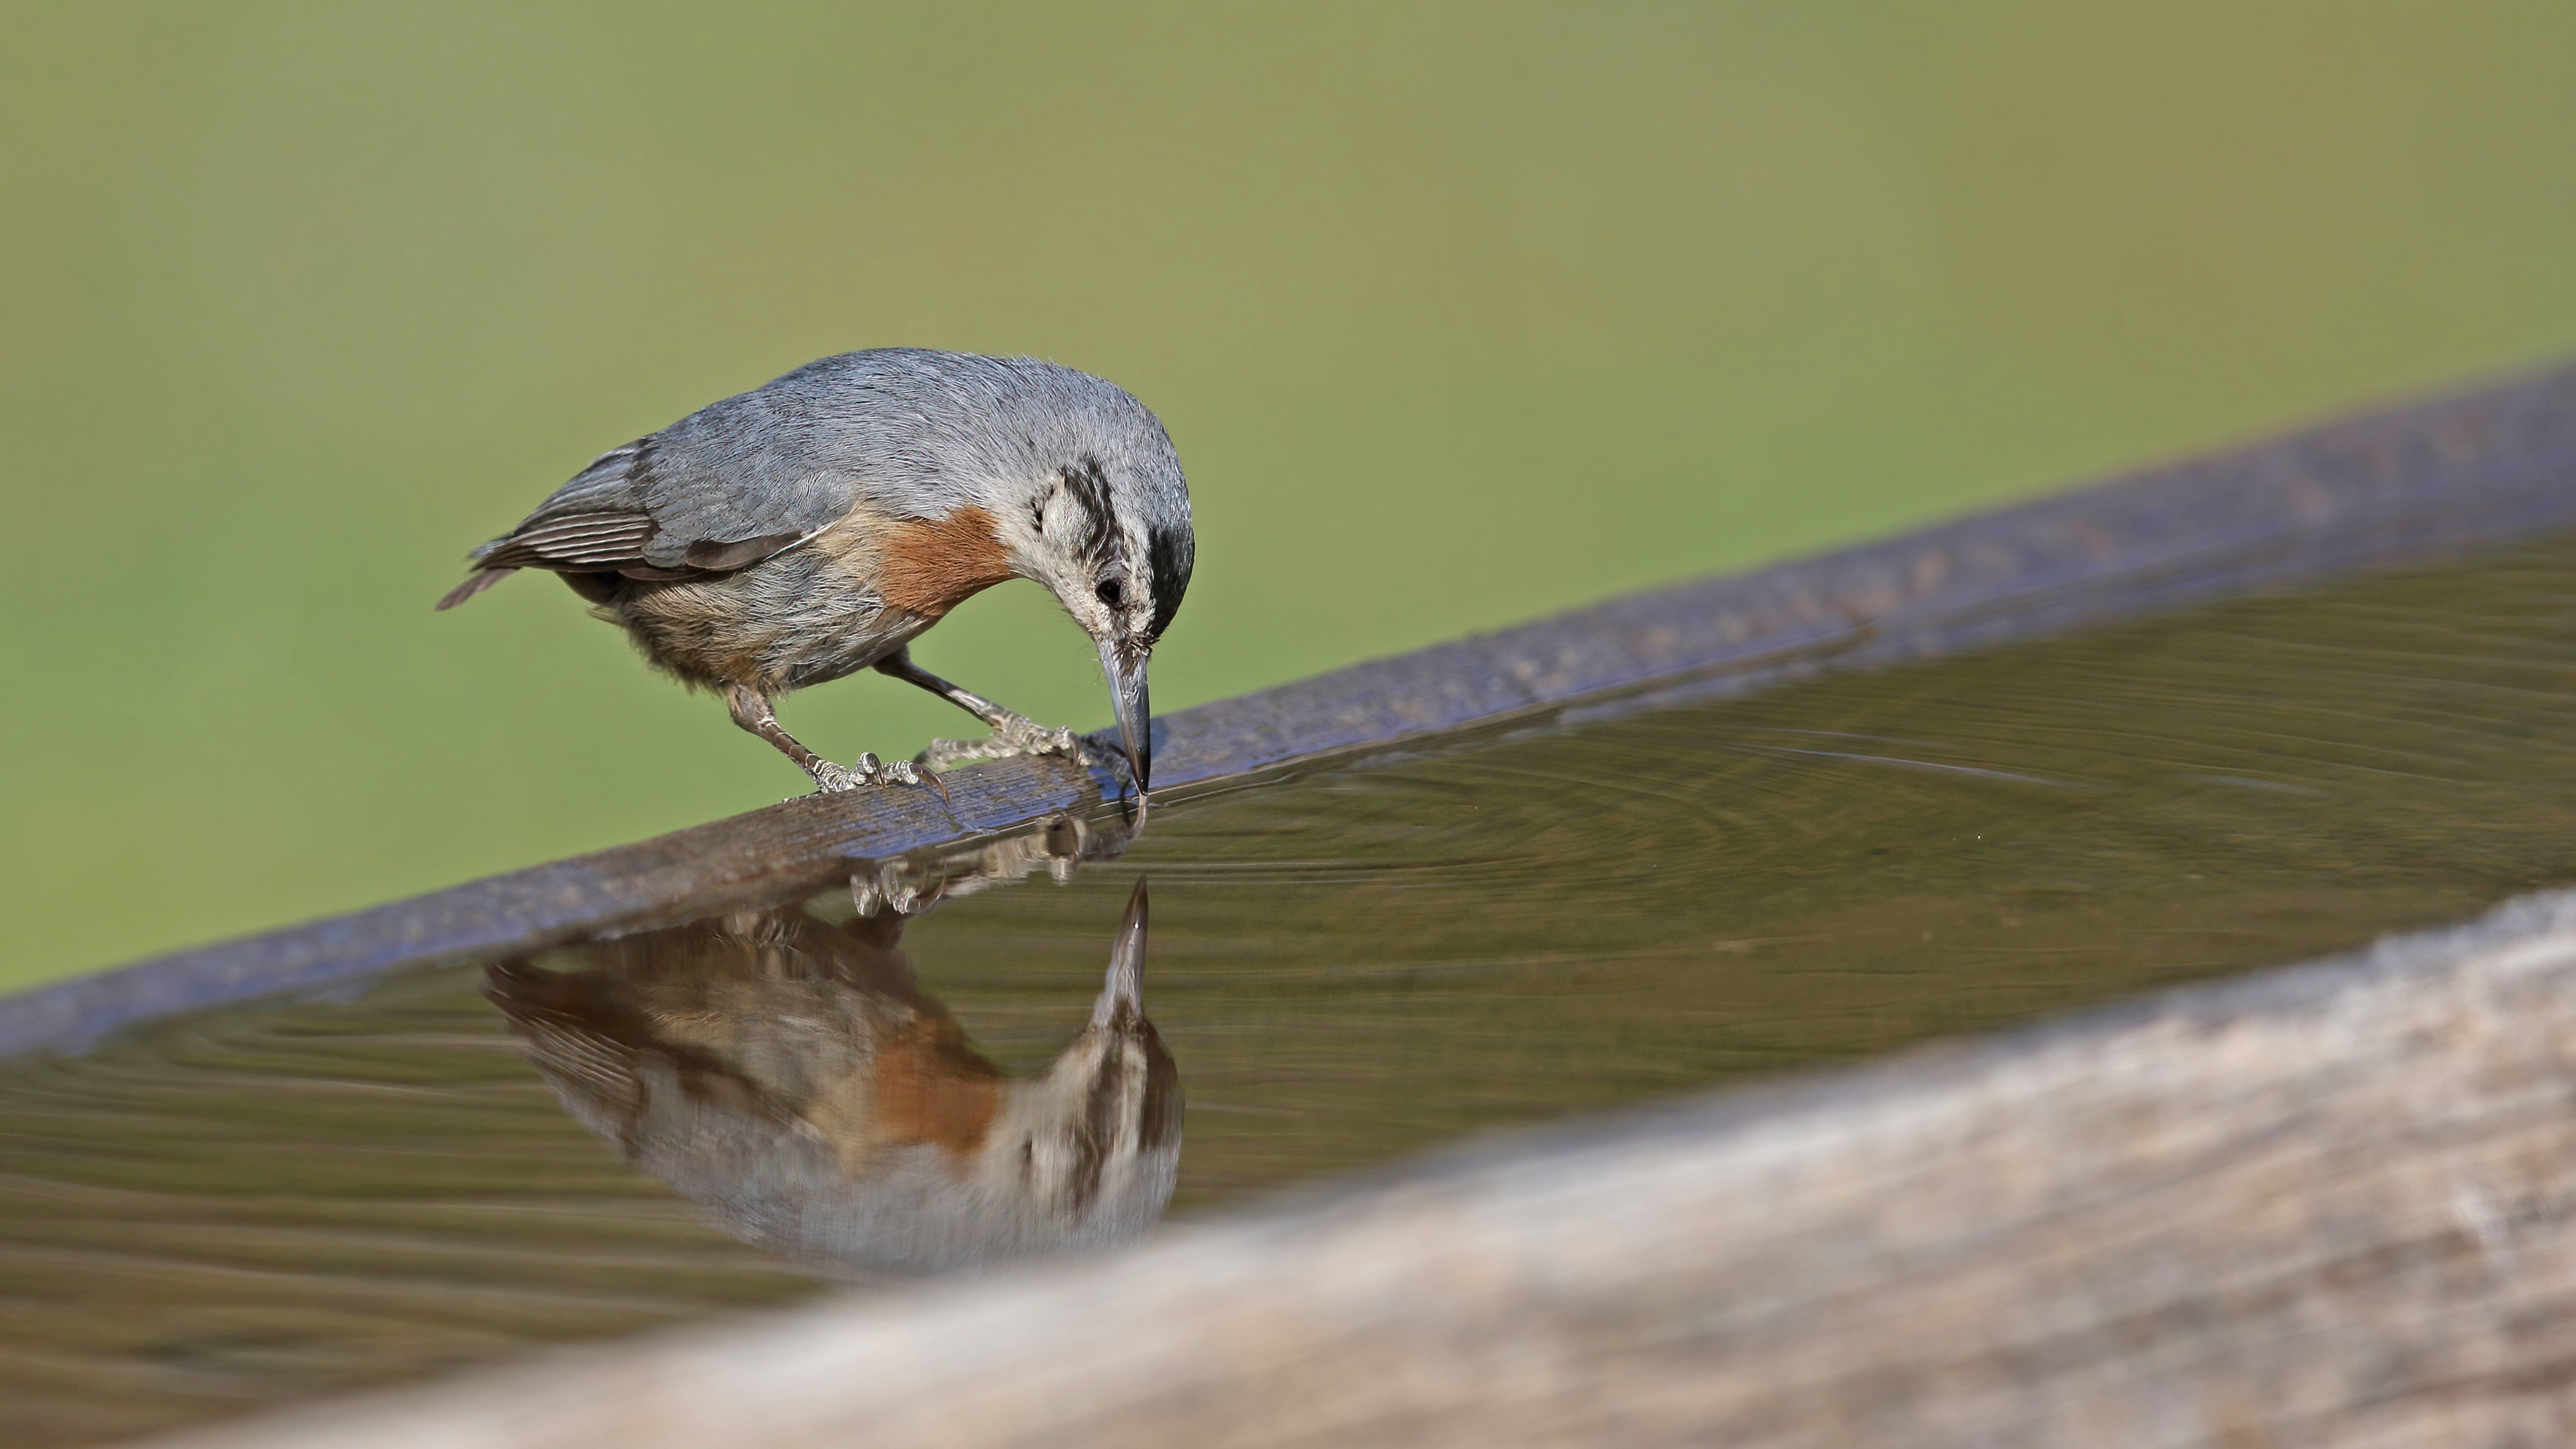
xmin=996 ymin=400 xmax=1193 ymax=797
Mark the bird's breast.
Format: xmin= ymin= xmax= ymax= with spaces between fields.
xmin=834 ymin=504 xmax=1019 ymax=620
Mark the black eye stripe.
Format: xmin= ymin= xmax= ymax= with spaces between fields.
xmin=1062 ymin=457 xmax=1117 ymax=568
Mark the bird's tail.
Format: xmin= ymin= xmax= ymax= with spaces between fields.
xmin=435 ymin=567 xmax=518 ymax=610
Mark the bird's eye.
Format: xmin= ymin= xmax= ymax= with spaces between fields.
xmin=1096 ymin=580 xmax=1125 ymax=610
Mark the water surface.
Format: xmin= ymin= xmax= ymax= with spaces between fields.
xmin=6 ymin=536 xmax=2576 ymax=1444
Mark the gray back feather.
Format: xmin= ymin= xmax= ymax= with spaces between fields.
xmin=470 ymin=350 xmax=1188 ymax=579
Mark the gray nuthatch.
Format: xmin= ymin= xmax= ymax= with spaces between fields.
xmin=439 ymin=349 xmax=1192 ymax=796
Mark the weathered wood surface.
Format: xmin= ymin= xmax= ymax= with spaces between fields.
xmin=9 ymin=360 xmax=2576 ymax=1058
xmin=141 ymin=888 xmax=2576 ymax=1448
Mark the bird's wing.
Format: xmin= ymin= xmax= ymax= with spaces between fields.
xmin=470 ymin=420 xmax=860 ymax=579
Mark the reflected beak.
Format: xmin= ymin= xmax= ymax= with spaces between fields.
xmin=1097 ymin=636 xmax=1152 ymax=796
xmin=1095 ymin=877 xmax=1150 ymax=1024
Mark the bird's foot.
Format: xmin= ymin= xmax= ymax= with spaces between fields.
xmin=916 ymin=714 xmax=1081 ymax=773
xmin=806 ymin=751 xmax=928 ymax=794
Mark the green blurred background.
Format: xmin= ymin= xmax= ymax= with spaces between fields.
xmin=3 ymin=1 xmax=2573 ymax=989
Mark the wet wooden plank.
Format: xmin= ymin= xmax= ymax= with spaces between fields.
xmin=140 ymin=888 xmax=2576 ymax=1448
xmin=9 ymin=360 xmax=2576 ymax=1058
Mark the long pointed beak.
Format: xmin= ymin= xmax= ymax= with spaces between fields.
xmin=1097 ymin=636 xmax=1152 ymax=796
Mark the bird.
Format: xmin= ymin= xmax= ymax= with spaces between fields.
xmin=437 ymin=348 xmax=1192 ymax=797
xmin=483 ymin=877 xmax=1180 ymax=1276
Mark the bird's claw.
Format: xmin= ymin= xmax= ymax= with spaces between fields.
xmin=915 ymin=716 xmax=1081 ymax=773
xmin=806 ymin=751 xmax=928 ymax=794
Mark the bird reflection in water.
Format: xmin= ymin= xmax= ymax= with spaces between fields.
xmin=484 ymin=855 xmax=1177 ymax=1279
